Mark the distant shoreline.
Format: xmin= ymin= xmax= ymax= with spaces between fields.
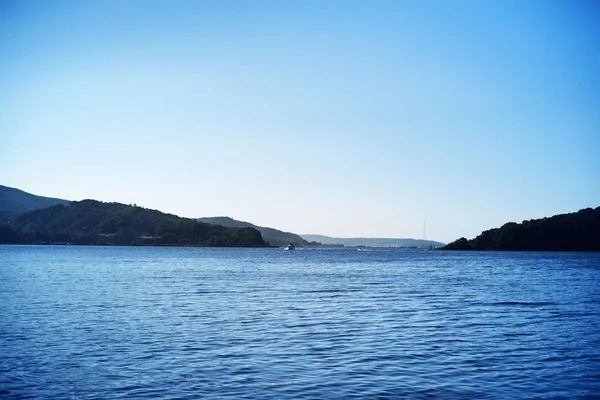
xmin=3 ymin=243 xmax=597 ymax=252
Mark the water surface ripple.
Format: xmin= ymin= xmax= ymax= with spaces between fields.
xmin=1 ymin=246 xmax=599 ymax=399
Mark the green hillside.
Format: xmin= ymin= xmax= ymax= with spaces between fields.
xmin=443 ymin=207 xmax=600 ymax=251
xmin=198 ymin=216 xmax=309 ymax=247
xmin=1 ymin=200 xmax=267 ymax=247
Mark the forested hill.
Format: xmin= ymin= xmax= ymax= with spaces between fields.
xmin=0 ymin=185 xmax=69 ymax=215
xmin=0 ymin=200 xmax=267 ymax=247
xmin=198 ymin=216 xmax=309 ymax=247
xmin=443 ymin=207 xmax=600 ymax=251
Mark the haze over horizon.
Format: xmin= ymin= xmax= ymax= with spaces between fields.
xmin=1 ymin=0 xmax=599 ymax=243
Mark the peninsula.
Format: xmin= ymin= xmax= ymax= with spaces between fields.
xmin=0 ymin=199 xmax=267 ymax=247
xmin=443 ymin=207 xmax=600 ymax=251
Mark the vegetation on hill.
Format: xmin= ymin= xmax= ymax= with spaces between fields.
xmin=443 ymin=207 xmax=600 ymax=251
xmin=0 ymin=200 xmax=268 ymax=247
xmin=0 ymin=185 xmax=69 ymax=216
xmin=198 ymin=216 xmax=310 ymax=247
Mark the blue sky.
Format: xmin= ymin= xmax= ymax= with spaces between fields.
xmin=1 ymin=0 xmax=598 ymax=242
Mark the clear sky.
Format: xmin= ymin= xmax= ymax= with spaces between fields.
xmin=1 ymin=0 xmax=599 ymax=243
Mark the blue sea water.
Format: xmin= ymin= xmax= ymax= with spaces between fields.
xmin=1 ymin=246 xmax=599 ymax=399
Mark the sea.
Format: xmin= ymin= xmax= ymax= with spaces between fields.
xmin=1 ymin=245 xmax=599 ymax=399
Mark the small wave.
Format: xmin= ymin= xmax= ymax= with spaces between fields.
xmin=503 ymin=332 xmax=534 ymax=337
xmin=299 ymin=289 xmax=363 ymax=293
xmin=490 ymin=301 xmax=556 ymax=307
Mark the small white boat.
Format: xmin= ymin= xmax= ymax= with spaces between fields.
xmin=284 ymin=243 xmax=296 ymax=250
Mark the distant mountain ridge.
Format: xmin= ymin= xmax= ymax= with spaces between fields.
xmin=300 ymin=234 xmax=445 ymax=248
xmin=1 ymin=184 xmax=447 ymax=248
xmin=198 ymin=216 xmax=309 ymax=247
xmin=443 ymin=207 xmax=600 ymax=251
xmin=0 ymin=185 xmax=69 ymax=216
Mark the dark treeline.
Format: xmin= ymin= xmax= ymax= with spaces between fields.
xmin=443 ymin=207 xmax=600 ymax=251
xmin=0 ymin=200 xmax=268 ymax=247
